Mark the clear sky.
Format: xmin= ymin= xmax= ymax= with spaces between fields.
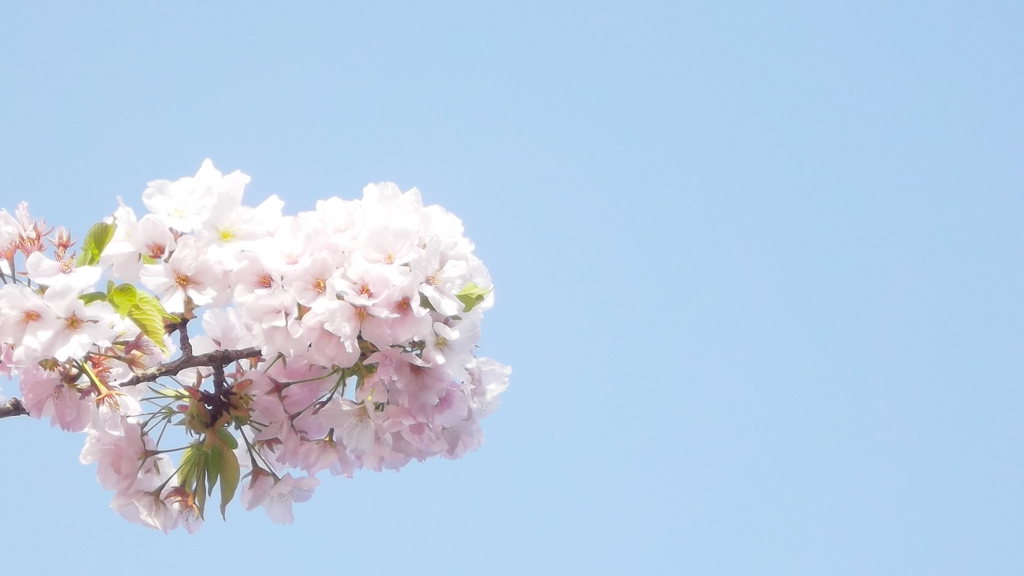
xmin=1 ymin=2 xmax=1022 ymax=574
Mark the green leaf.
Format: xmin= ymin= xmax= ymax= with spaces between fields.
xmin=206 ymin=441 xmax=223 ymax=497
xmin=216 ymin=427 xmax=239 ymax=450
xmin=198 ymin=431 xmax=242 ymax=520
xmin=456 ymin=282 xmax=492 ymax=313
xmin=79 ymin=291 xmax=107 ymax=305
xmin=107 ymin=283 xmax=172 ymax=353
xmin=217 ymin=443 xmax=240 ymax=520
xmin=177 ymin=443 xmax=204 ymax=488
xmin=178 ymin=442 xmax=210 ymax=519
xmin=151 ymin=387 xmax=189 ymax=400
xmin=129 ymin=292 xmax=172 ymax=353
xmin=75 ymin=222 xmax=117 ymax=267
xmin=107 ymin=283 xmax=139 ymax=316
xmin=195 ymin=473 xmax=207 ymax=519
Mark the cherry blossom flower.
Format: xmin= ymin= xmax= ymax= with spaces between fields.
xmin=40 ymin=284 xmax=116 ymax=361
xmin=242 ymin=469 xmax=319 ymax=524
xmin=19 ymin=364 xmax=90 ymax=431
xmin=0 ymin=284 xmax=56 ymax=360
xmin=139 ymin=235 xmax=218 ymax=313
xmin=24 ymin=252 xmax=102 ymax=290
xmin=143 ymin=159 xmax=250 ymax=233
xmin=0 ymin=159 xmax=509 ymax=532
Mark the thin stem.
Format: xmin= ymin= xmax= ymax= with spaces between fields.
xmin=121 ymin=347 xmax=261 ymax=388
xmin=175 ymin=318 xmax=193 ymax=358
xmin=0 ymin=397 xmax=29 ymax=419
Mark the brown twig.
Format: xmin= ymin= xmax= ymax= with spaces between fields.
xmin=0 ymin=397 xmax=29 ymax=419
xmin=120 ymin=347 xmax=262 ymax=388
xmin=2 ymin=312 xmax=260 ymax=418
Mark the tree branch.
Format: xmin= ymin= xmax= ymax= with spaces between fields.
xmin=120 ymin=347 xmax=262 ymax=388
xmin=1 ymin=346 xmax=263 ymax=420
xmin=0 ymin=397 xmax=29 ymax=419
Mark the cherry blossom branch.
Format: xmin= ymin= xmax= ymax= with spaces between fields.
xmin=0 ymin=163 xmax=510 ymax=531
xmin=0 ymin=397 xmax=29 ymax=419
xmin=120 ymin=347 xmax=262 ymax=388
xmin=167 ymin=316 xmax=194 ymax=357
xmin=0 ymin=347 xmax=262 ymax=419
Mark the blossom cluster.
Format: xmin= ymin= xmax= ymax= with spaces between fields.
xmin=0 ymin=160 xmax=509 ymax=532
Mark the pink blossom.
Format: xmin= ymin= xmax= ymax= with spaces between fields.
xmin=24 ymin=252 xmax=101 ymax=290
xmin=80 ymin=421 xmax=152 ymax=492
xmin=40 ymin=284 xmax=116 ymax=361
xmin=244 ymin=471 xmax=319 ymax=525
xmin=142 ymin=158 xmax=250 ymax=233
xmin=139 ymin=235 xmax=218 ymax=312
xmin=0 ymin=162 xmax=509 ymax=532
xmin=0 ymin=284 xmax=55 ymax=357
xmin=19 ymin=365 xmax=90 ymax=432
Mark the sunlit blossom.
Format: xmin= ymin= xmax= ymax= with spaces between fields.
xmin=0 ymin=160 xmax=509 ymax=532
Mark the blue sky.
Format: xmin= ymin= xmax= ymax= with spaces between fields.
xmin=1 ymin=2 xmax=1022 ymax=574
